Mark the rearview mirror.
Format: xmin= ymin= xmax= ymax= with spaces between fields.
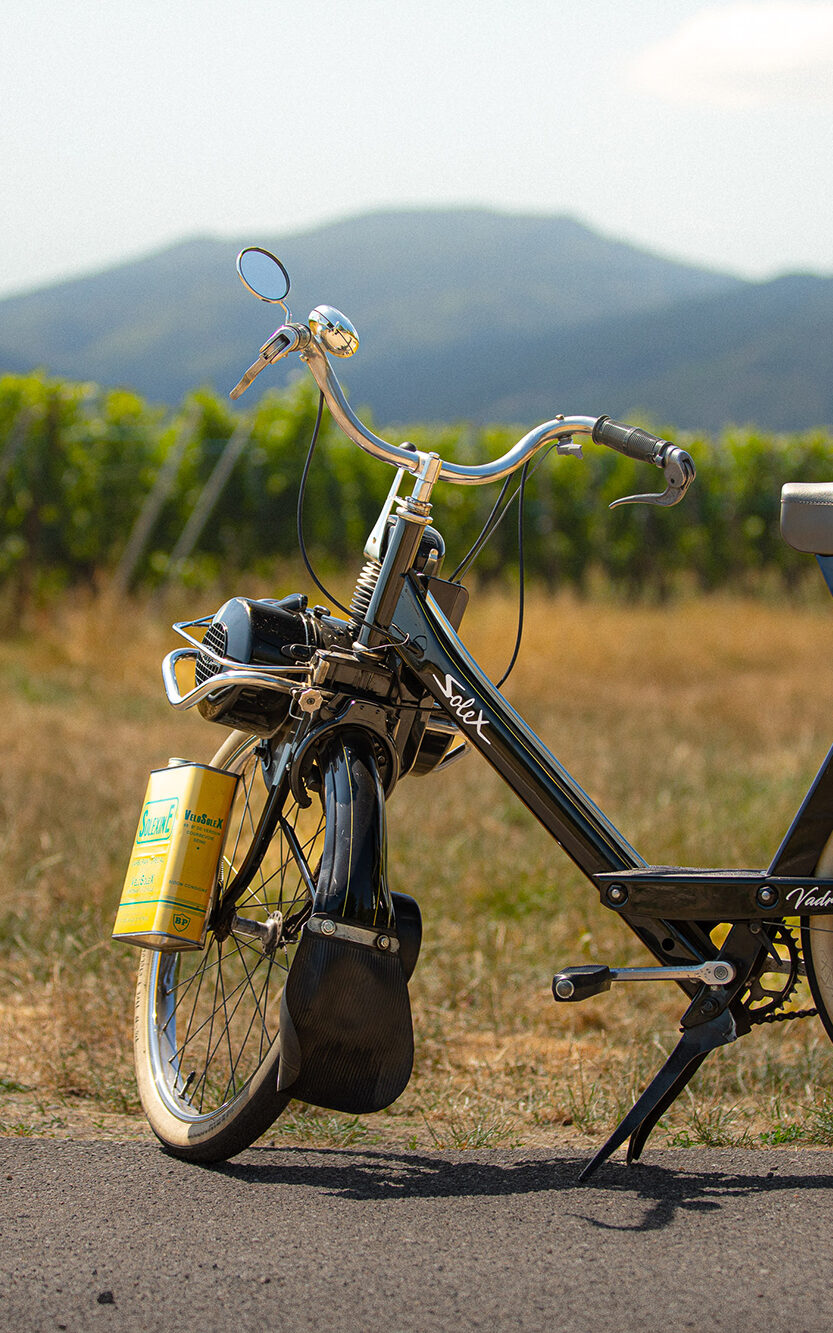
xmin=236 ymin=247 xmax=291 ymax=303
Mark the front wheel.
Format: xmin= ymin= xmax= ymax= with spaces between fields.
xmin=133 ymin=729 xmax=326 ymax=1162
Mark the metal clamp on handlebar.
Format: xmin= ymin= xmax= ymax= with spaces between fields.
xmin=592 ymin=417 xmax=696 ymax=509
xmin=230 ymin=323 xmax=310 ymax=400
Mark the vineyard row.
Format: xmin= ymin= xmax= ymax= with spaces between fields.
xmin=2 ymin=371 xmax=832 ymax=603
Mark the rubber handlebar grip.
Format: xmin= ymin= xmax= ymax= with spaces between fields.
xmin=592 ymin=417 xmax=668 ymax=464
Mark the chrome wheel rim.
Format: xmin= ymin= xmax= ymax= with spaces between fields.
xmin=143 ymin=736 xmax=324 ymax=1123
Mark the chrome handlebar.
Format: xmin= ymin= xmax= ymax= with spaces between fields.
xmin=231 ymin=312 xmax=694 ymax=507
xmin=301 ymin=337 xmax=597 ymax=486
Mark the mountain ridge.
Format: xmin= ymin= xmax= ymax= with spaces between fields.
xmin=0 ymin=208 xmax=829 ymax=432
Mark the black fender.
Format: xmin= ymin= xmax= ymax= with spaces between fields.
xmin=277 ymin=727 xmax=417 ymax=1113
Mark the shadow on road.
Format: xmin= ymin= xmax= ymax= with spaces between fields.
xmin=207 ymin=1146 xmax=833 ymax=1229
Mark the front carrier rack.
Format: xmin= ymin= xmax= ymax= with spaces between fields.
xmin=162 ymin=616 xmax=311 ymax=712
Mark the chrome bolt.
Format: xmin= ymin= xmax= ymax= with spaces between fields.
xmin=320 ymin=919 xmax=336 ymax=936
xmin=606 ymin=883 xmax=628 ymax=906
xmin=377 ymin=935 xmax=391 ymax=951
xmin=711 ymin=963 xmax=731 ymax=983
xmin=756 ymin=886 xmax=779 ymax=908
xmin=554 ymin=978 xmax=575 ymax=999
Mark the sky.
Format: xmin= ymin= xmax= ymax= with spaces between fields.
xmin=1 ymin=0 xmax=832 ymax=299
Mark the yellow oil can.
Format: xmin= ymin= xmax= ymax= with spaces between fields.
xmin=112 ymin=759 xmax=239 ymax=951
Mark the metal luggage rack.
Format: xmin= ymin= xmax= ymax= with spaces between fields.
xmin=162 ymin=616 xmax=312 ymax=712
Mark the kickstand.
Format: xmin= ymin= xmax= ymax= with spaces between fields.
xmin=578 ymin=1008 xmax=738 ymax=1183
xmin=625 ymin=1051 xmax=709 ymax=1165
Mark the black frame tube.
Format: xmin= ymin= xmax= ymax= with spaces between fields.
xmin=392 ymin=574 xmax=715 ymax=977
xmin=394 ymin=576 xmax=642 ymax=876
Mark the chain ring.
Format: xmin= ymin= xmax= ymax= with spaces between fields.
xmin=743 ymin=922 xmax=802 ymax=1024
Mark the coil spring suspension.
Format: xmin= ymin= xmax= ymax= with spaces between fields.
xmin=349 ymin=557 xmax=382 ymax=631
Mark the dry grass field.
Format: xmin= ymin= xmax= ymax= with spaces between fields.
xmin=3 ymin=581 xmax=833 ymax=1154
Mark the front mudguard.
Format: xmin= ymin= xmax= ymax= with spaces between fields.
xmin=278 ymin=727 xmax=418 ymax=1113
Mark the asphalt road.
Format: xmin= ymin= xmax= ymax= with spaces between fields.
xmin=1 ymin=1140 xmax=832 ymax=1332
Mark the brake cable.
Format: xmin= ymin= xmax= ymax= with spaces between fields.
xmin=451 ymin=445 xmax=556 ymax=686
xmin=295 ymin=393 xmax=415 ymax=648
xmin=449 ymin=473 xmax=515 ymax=582
xmin=496 ymin=459 xmax=530 ymax=689
xmin=299 ymin=397 xmax=535 ymax=686
xmin=296 ymin=391 xmax=357 ymax=622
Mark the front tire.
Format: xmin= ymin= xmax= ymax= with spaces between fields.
xmin=133 ymin=729 xmax=325 ymax=1162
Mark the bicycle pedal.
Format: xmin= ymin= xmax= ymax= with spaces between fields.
xmin=552 ymin=965 xmax=613 ymax=1002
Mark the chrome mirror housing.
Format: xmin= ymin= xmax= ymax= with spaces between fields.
xmin=309 ymin=305 xmax=359 ymax=358
xmin=237 ymin=247 xmax=291 ymax=302
xmin=236 ymin=247 xmax=292 ymax=321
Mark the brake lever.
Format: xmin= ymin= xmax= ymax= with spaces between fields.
xmin=609 ymin=445 xmax=696 ymax=509
xmin=230 ymin=325 xmax=309 ymax=400
xmin=230 ymin=352 xmax=271 ymax=400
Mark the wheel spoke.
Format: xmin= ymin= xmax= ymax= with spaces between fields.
xmin=190 ymin=954 xmax=269 ymax=1109
xmin=221 ymin=937 xmax=277 ymax=1100
xmin=196 ymin=947 xmax=225 ymax=1113
xmin=171 ymin=953 xmax=267 ymax=1067
xmin=227 ymin=763 xmax=257 ymax=872
xmin=171 ymin=953 xmax=208 ymax=1057
xmin=140 ymin=732 xmax=324 ymax=1139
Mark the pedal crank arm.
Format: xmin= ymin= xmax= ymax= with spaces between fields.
xmin=552 ymin=958 xmax=736 ymax=1001
xmin=610 ymin=960 xmax=737 ymax=984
